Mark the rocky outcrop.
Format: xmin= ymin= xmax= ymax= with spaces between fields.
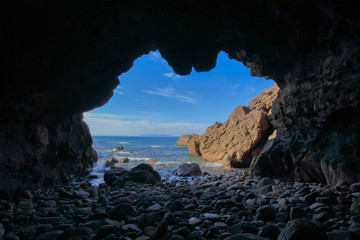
xmin=104 ymin=164 xmax=161 ymax=187
xmin=249 ymin=85 xmax=280 ymax=112
xmin=0 ymin=114 xmax=97 ymax=197
xmin=251 ymin=46 xmax=360 ymax=185
xmin=189 ymin=85 xmax=279 ymax=168
xmin=176 ymin=134 xmax=199 ymax=147
xmin=1 ymin=1 xmax=360 ymax=190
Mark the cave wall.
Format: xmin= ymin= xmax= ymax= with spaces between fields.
xmin=0 ymin=114 xmax=97 ymax=196
xmin=1 ymin=0 xmax=360 ymax=192
xmin=251 ymin=43 xmax=360 ymax=185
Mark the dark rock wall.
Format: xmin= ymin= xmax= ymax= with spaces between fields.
xmin=0 ymin=114 xmax=97 ymax=197
xmin=253 ymin=43 xmax=360 ymax=185
xmin=1 ymin=0 xmax=360 ymax=191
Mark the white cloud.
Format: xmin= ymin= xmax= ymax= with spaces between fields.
xmin=141 ymin=87 xmax=176 ymax=97
xmin=148 ymin=51 xmax=161 ymax=60
xmin=163 ymin=71 xmax=182 ymax=80
xmin=174 ymin=95 xmax=196 ymax=103
xmin=141 ymin=87 xmax=196 ymax=103
xmin=173 ymin=75 xmax=183 ymax=80
xmin=84 ymin=112 xmax=162 ymax=121
xmin=164 ymin=72 xmax=174 ymax=78
xmin=251 ymin=87 xmax=256 ymax=92
xmin=114 ymin=90 xmax=124 ymax=95
xmin=84 ymin=112 xmax=209 ymax=136
xmin=231 ymin=83 xmax=241 ymax=89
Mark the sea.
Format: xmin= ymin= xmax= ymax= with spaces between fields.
xmin=88 ymin=136 xmax=224 ymax=185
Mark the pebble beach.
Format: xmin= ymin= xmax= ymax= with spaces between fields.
xmin=2 ymin=165 xmax=360 ymax=240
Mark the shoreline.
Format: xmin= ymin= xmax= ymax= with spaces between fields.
xmin=1 ymin=166 xmax=359 ymax=240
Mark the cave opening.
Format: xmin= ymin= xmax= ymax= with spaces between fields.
xmin=83 ymin=50 xmax=275 ymax=182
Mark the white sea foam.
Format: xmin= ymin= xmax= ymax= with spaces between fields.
xmin=128 ymin=157 xmax=152 ymax=161
xmin=114 ymin=151 xmax=132 ymax=155
xmin=203 ymin=162 xmax=224 ymax=168
xmin=113 ymin=141 xmax=129 ymax=144
xmin=151 ymin=145 xmax=161 ymax=148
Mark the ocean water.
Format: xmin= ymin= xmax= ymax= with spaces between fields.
xmin=89 ymin=136 xmax=224 ymax=185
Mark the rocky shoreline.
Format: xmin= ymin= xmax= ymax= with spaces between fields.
xmin=1 ymin=164 xmax=360 ymax=240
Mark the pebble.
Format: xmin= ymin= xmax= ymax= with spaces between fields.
xmin=204 ymin=213 xmax=221 ymax=219
xmin=350 ymin=182 xmax=360 ymax=192
xmin=147 ymin=203 xmax=162 ymax=211
xmin=188 ymin=217 xmax=202 ymax=225
xmin=214 ymin=221 xmax=228 ymax=229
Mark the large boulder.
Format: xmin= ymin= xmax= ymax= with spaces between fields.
xmin=188 ymin=86 xmax=279 ymax=168
xmin=176 ymin=134 xmax=199 ymax=147
xmin=277 ymin=219 xmax=326 ymax=240
xmin=104 ymin=164 xmax=161 ymax=187
xmin=104 ymin=167 xmax=129 ymax=186
xmin=173 ymin=163 xmax=202 ymax=176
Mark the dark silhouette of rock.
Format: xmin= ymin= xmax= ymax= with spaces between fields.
xmin=103 ymin=167 xmax=129 ymax=186
xmin=104 ymin=164 xmax=161 ymax=187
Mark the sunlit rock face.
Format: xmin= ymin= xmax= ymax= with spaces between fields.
xmin=188 ymin=85 xmax=279 ymax=168
xmin=1 ymin=0 xmax=360 ymax=192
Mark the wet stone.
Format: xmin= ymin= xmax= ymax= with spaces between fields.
xmin=258 ymin=224 xmax=280 ymax=240
xmin=350 ymin=182 xmax=360 ymax=192
xmin=74 ymin=190 xmax=90 ymax=199
xmin=174 ymin=226 xmax=191 ymax=238
xmin=147 ymin=203 xmax=162 ymax=211
xmin=214 ymin=221 xmax=228 ymax=229
xmin=200 ymin=192 xmax=217 ymax=200
xmin=170 ymin=235 xmax=185 ymax=240
xmin=255 ymin=205 xmax=277 ymax=221
xmin=188 ymin=217 xmax=202 ymax=225
xmin=313 ymin=211 xmax=331 ymax=222
xmin=290 ymin=207 xmax=306 ymax=220
xmin=257 ymin=178 xmax=276 ymax=188
xmin=204 ymin=213 xmax=221 ymax=220
xmin=309 ymin=202 xmax=326 ymax=211
xmin=169 ymin=200 xmax=184 ymax=212
xmin=109 ymin=203 xmax=137 ymax=219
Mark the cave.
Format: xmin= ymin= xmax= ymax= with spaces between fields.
xmin=1 ymin=0 xmax=360 ymax=197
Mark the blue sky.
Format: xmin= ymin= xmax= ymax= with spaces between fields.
xmin=84 ymin=51 xmax=274 ymax=136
